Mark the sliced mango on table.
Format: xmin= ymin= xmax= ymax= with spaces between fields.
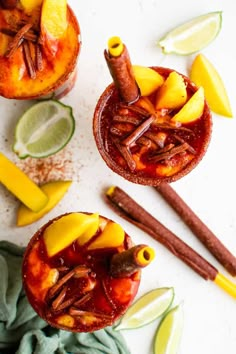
xmin=17 ymin=180 xmax=72 ymax=226
xmin=132 ymin=65 xmax=164 ymax=96
xmin=0 ymin=152 xmax=48 ymax=212
xmin=43 ymin=212 xmax=100 ymax=257
xmin=155 ymin=71 xmax=187 ymax=109
xmin=190 ymin=53 xmax=233 ymax=118
xmin=171 ymin=86 xmax=205 ymax=124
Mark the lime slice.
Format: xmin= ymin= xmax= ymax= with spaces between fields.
xmin=158 ymin=11 xmax=222 ymax=55
xmin=153 ymin=304 xmax=184 ymax=354
xmin=13 ymin=100 xmax=75 ymax=159
xmin=115 ymin=287 xmax=174 ymax=330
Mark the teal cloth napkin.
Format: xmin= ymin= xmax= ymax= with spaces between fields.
xmin=0 ymin=241 xmax=131 ymax=354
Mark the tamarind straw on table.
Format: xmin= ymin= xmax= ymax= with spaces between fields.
xmin=106 ymin=186 xmax=236 ymax=299
xmin=155 ymin=183 xmax=236 ymax=276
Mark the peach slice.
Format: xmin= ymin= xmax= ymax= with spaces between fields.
xmin=171 ymin=86 xmax=205 ymax=124
xmin=17 ymin=180 xmax=72 ymax=226
xmin=132 ymin=65 xmax=164 ymax=96
xmin=190 ymin=54 xmax=232 ymax=117
xmin=155 ymin=71 xmax=187 ymax=110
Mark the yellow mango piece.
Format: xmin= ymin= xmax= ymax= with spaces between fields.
xmin=171 ymin=87 xmax=205 ymax=124
xmin=88 ymin=221 xmax=125 ymax=250
xmin=0 ymin=33 xmax=9 ymax=56
xmin=77 ymin=214 xmax=100 ymax=246
xmin=17 ymin=181 xmax=72 ymax=226
xmin=132 ymin=65 xmax=164 ymax=96
xmin=20 ymin=0 xmax=43 ymax=12
xmin=190 ymin=54 xmax=232 ymax=117
xmin=0 ymin=152 xmax=48 ymax=212
xmin=155 ymin=71 xmax=187 ymax=109
xmin=43 ymin=213 xmax=99 ymax=257
xmin=56 ymin=314 xmax=75 ymax=328
xmin=41 ymin=0 xmax=68 ymax=39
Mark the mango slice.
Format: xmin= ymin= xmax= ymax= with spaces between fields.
xmin=41 ymin=0 xmax=68 ymax=39
xmin=77 ymin=214 xmax=100 ymax=246
xmin=43 ymin=213 xmax=99 ymax=257
xmin=17 ymin=180 xmax=72 ymax=226
xmin=171 ymin=87 xmax=205 ymax=123
xmin=190 ymin=54 xmax=232 ymax=117
xmin=0 ymin=152 xmax=48 ymax=212
xmin=20 ymin=0 xmax=43 ymax=12
xmin=88 ymin=221 xmax=125 ymax=250
xmin=132 ymin=65 xmax=164 ymax=96
xmin=155 ymin=71 xmax=187 ymax=109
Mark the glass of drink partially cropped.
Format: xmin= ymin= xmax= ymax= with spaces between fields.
xmin=22 ymin=212 xmax=154 ymax=332
xmin=0 ymin=1 xmax=81 ymax=99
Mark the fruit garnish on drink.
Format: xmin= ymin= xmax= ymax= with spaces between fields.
xmin=22 ymin=212 xmax=155 ymax=332
xmin=0 ymin=0 xmax=81 ymax=99
xmin=93 ymin=37 xmax=212 ymax=186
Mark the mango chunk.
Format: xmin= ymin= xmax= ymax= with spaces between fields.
xmin=41 ymin=0 xmax=68 ymax=39
xmin=0 ymin=152 xmax=48 ymax=212
xmin=43 ymin=213 xmax=99 ymax=257
xmin=171 ymin=87 xmax=205 ymax=123
xmin=88 ymin=221 xmax=125 ymax=250
xmin=17 ymin=180 xmax=72 ymax=226
xmin=132 ymin=65 xmax=164 ymax=96
xmin=155 ymin=71 xmax=187 ymax=109
xmin=77 ymin=214 xmax=100 ymax=246
xmin=56 ymin=314 xmax=75 ymax=328
xmin=20 ymin=0 xmax=43 ymax=12
xmin=190 ymin=54 xmax=233 ymax=117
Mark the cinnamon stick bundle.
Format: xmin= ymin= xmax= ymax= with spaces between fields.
xmin=104 ymin=37 xmax=139 ymax=104
xmin=106 ymin=186 xmax=218 ymax=281
xmin=155 ymin=183 xmax=236 ymax=276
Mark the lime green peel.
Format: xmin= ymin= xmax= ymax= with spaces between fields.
xmin=158 ymin=11 xmax=222 ymax=55
xmin=13 ymin=100 xmax=75 ymax=159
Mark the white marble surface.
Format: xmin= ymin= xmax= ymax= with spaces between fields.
xmin=1 ymin=0 xmax=236 ymax=353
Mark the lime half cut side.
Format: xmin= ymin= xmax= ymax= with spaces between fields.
xmin=153 ymin=304 xmax=184 ymax=354
xmin=115 ymin=287 xmax=174 ymax=331
xmin=13 ymin=100 xmax=75 ymax=159
xmin=158 ymin=11 xmax=222 ymax=55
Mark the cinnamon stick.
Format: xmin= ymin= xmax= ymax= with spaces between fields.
xmin=106 ymin=186 xmax=218 ymax=281
xmin=104 ymin=37 xmax=139 ymax=104
xmin=155 ymin=183 xmax=236 ymax=276
xmin=110 ymin=244 xmax=155 ymax=278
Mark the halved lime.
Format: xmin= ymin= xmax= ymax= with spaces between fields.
xmin=153 ymin=304 xmax=184 ymax=354
xmin=13 ymin=100 xmax=75 ymax=159
xmin=115 ymin=287 xmax=174 ymax=331
xmin=158 ymin=11 xmax=222 ymax=55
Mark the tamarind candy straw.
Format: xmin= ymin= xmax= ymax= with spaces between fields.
xmin=104 ymin=36 xmax=140 ymax=104
xmin=106 ymin=186 xmax=236 ymax=299
xmin=155 ymin=183 xmax=236 ymax=276
xmin=110 ymin=244 xmax=155 ymax=278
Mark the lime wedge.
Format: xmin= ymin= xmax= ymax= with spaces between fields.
xmin=153 ymin=304 xmax=184 ymax=354
xmin=115 ymin=287 xmax=174 ymax=330
xmin=158 ymin=11 xmax=222 ymax=55
xmin=13 ymin=100 xmax=75 ymax=159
